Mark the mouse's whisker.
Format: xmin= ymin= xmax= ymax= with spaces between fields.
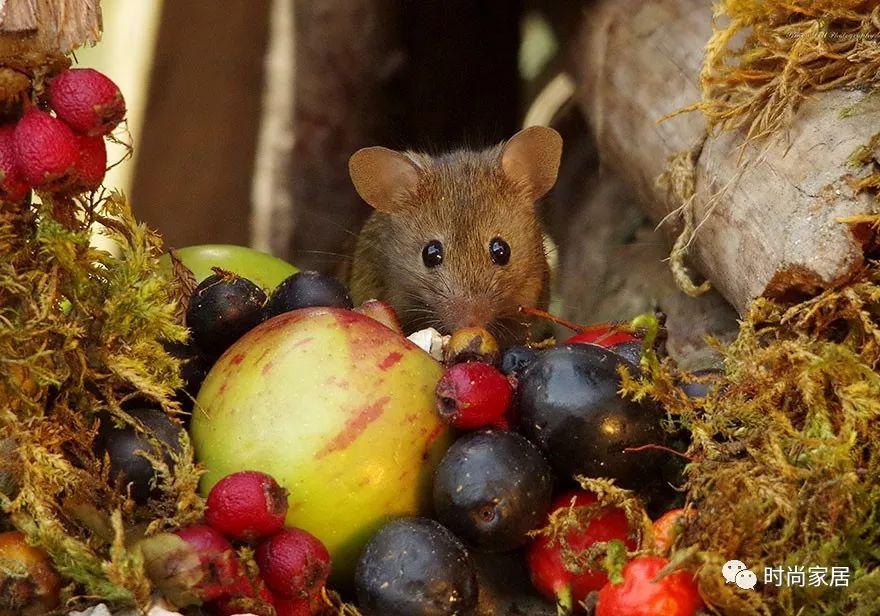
xmin=298 ymin=210 xmax=361 ymax=241
xmin=289 ymin=249 xmax=354 ymax=261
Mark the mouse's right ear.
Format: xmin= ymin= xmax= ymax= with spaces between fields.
xmin=501 ymin=126 xmax=562 ymax=200
xmin=349 ymin=147 xmax=420 ymax=213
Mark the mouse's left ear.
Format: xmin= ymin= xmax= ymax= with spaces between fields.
xmin=500 ymin=126 xmax=562 ymax=200
xmin=349 ymin=146 xmax=421 ymax=213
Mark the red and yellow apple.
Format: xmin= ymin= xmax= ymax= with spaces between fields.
xmin=191 ymin=308 xmax=450 ymax=582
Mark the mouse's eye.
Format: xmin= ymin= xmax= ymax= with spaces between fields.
xmin=489 ymin=237 xmax=510 ymax=265
xmin=422 ymin=240 xmax=444 ymax=268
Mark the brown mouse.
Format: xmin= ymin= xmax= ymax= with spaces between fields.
xmin=347 ymin=126 xmax=562 ymax=346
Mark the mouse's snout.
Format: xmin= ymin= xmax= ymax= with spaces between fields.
xmin=440 ymin=296 xmax=496 ymax=333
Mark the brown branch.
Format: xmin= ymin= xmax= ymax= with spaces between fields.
xmin=519 ymin=305 xmax=584 ymax=332
xmin=624 ymin=444 xmax=694 ymax=461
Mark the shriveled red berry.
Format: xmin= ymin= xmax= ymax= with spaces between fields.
xmin=436 ymin=362 xmax=513 ymax=430
xmin=70 ymin=134 xmax=106 ymax=192
xmin=596 ymin=556 xmax=703 ymax=616
xmin=47 ymin=68 xmax=126 ymax=136
xmin=0 ymin=124 xmax=29 ymax=201
xmin=255 ymin=528 xmax=331 ymax=600
xmin=175 ymin=524 xmax=244 ymax=603
xmin=528 ymin=490 xmax=636 ymax=612
xmin=13 ymin=108 xmax=78 ymax=190
xmin=206 ymin=471 xmax=289 ymax=542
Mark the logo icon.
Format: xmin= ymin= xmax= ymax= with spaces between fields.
xmin=722 ymin=560 xmax=757 ymax=590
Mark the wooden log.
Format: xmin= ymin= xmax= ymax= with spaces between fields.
xmin=573 ymin=0 xmax=880 ymax=313
xmin=539 ymin=103 xmax=737 ymax=368
xmin=549 ymin=163 xmax=738 ymax=370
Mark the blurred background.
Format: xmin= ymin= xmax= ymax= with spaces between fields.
xmin=85 ymin=0 xmax=578 ymax=268
xmin=85 ymin=0 xmax=738 ymax=369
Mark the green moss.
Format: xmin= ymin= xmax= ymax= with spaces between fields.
xmin=619 ymin=242 xmax=880 ymax=614
xmin=0 ymin=193 xmax=202 ymax=609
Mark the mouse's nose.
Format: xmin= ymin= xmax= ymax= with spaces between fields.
xmin=442 ymin=297 xmax=495 ymax=332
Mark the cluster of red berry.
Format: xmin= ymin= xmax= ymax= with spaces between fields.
xmin=0 ymin=68 xmax=125 ymax=200
xmin=176 ymin=470 xmax=331 ymax=616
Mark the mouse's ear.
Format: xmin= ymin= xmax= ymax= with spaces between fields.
xmin=349 ymin=147 xmax=420 ymax=213
xmin=500 ymin=126 xmax=562 ymax=200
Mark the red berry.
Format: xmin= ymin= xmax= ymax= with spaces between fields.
xmin=255 ymin=528 xmax=331 ymax=599
xmin=47 ymin=68 xmax=126 ymax=136
xmin=13 ymin=108 xmax=79 ymax=190
xmin=596 ymin=556 xmax=703 ymax=616
xmin=175 ymin=524 xmax=245 ymax=603
xmin=70 ymin=134 xmax=106 ymax=192
xmin=436 ymin=362 xmax=513 ymax=430
xmin=566 ymin=325 xmax=639 ymax=348
xmin=206 ymin=471 xmax=289 ymax=542
xmin=0 ymin=124 xmax=29 ymax=201
xmin=528 ymin=490 xmax=637 ymax=611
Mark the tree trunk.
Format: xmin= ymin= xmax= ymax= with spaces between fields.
xmin=573 ymin=0 xmax=879 ymax=313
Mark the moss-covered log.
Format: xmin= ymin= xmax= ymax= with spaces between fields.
xmin=574 ymin=0 xmax=880 ymax=313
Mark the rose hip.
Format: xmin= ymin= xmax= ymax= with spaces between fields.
xmin=255 ymin=528 xmax=331 ymax=600
xmin=0 ymin=124 xmax=29 ymax=201
xmin=47 ymin=68 xmax=126 ymax=136
xmin=596 ymin=555 xmax=703 ymax=616
xmin=70 ymin=134 xmax=106 ymax=192
xmin=205 ymin=470 xmax=289 ymax=542
xmin=436 ymin=362 xmax=513 ymax=430
xmin=175 ymin=524 xmax=244 ymax=603
xmin=13 ymin=107 xmax=78 ymax=190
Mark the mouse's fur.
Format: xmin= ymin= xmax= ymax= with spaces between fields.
xmin=348 ymin=127 xmax=561 ymax=346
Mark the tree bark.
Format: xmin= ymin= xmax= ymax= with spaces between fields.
xmin=548 ymin=162 xmax=738 ymax=369
xmin=574 ymin=0 xmax=880 ymax=313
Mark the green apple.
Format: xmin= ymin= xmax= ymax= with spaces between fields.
xmin=191 ymin=308 xmax=450 ymax=584
xmin=160 ymin=244 xmax=298 ymax=291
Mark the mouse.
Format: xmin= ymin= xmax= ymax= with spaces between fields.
xmin=347 ymin=126 xmax=562 ymax=346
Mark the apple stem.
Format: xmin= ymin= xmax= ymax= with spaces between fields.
xmin=556 ymin=587 xmax=574 ymax=615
